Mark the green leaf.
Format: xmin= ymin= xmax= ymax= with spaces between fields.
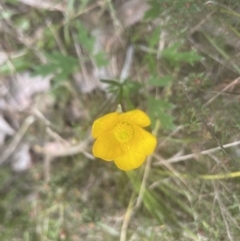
xmin=76 ymin=23 xmax=110 ymax=67
xmin=100 ymin=79 xmax=121 ymax=86
xmin=149 ymin=75 xmax=174 ymax=87
xmin=33 ymin=64 xmax=54 ymax=77
xmin=127 ymin=171 xmax=178 ymax=225
xmin=33 ymin=52 xmax=79 ymax=82
xmin=122 ymin=81 xmax=142 ymax=109
xmin=161 ymin=43 xmax=202 ymax=65
xmin=144 ymin=1 xmax=161 ymax=20
xmin=148 ymin=27 xmax=161 ymax=48
xmin=5 ymin=0 xmax=18 ymax=3
xmin=0 ymin=57 xmax=30 ymax=75
xmin=16 ymin=18 xmax=30 ymax=31
xmin=147 ymin=97 xmax=175 ymax=130
xmin=143 ymin=54 xmax=157 ymax=73
xmin=76 ymin=22 xmax=95 ymax=53
xmin=93 ymin=52 xmax=109 ymax=67
xmin=122 ymin=81 xmax=141 ymax=96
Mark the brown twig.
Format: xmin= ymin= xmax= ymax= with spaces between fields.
xmin=154 ymin=140 xmax=240 ymax=165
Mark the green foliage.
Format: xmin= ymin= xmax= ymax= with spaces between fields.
xmin=161 ymin=43 xmax=202 ymax=66
xmin=0 ymin=167 xmax=36 ymax=240
xmin=148 ymin=27 xmax=161 ymax=48
xmin=0 ymin=56 xmax=30 ymax=75
xmin=76 ymin=22 xmax=95 ymax=53
xmin=79 ymin=0 xmax=91 ymax=11
xmin=100 ymin=79 xmax=120 ymax=86
xmin=4 ymin=0 xmax=17 ymax=3
xmin=93 ymin=51 xmax=109 ymax=67
xmin=100 ymin=79 xmax=121 ymax=97
xmin=39 ymin=28 xmax=56 ymax=49
xmin=144 ymin=54 xmax=157 ymax=73
xmin=143 ymin=28 xmax=201 ymax=133
xmin=148 ymin=75 xmax=174 ymax=87
xmin=100 ymin=79 xmax=141 ymax=109
xmin=33 ymin=52 xmax=79 ymax=83
xmin=76 ymin=22 xmax=109 ymax=67
xmin=15 ymin=18 xmax=30 ymax=31
xmin=144 ymin=1 xmax=164 ymax=20
xmin=147 ymin=97 xmax=175 ymax=130
xmin=145 ymin=0 xmax=202 ymax=21
xmin=122 ymin=81 xmax=142 ymax=109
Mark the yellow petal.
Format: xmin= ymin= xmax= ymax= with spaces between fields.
xmin=92 ymin=112 xmax=119 ymax=138
xmin=119 ymin=109 xmax=151 ymax=127
xmin=114 ymin=150 xmax=146 ymax=171
xmin=92 ymin=131 xmax=125 ymax=160
xmin=127 ymin=125 xmax=157 ymax=155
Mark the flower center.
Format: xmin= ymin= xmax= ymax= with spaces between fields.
xmin=113 ymin=122 xmax=133 ymax=143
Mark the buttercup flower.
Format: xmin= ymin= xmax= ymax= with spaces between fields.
xmin=92 ymin=109 xmax=157 ymax=171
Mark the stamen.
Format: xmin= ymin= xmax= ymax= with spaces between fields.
xmin=113 ymin=122 xmax=133 ymax=142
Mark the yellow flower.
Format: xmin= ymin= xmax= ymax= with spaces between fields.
xmin=92 ymin=109 xmax=157 ymax=171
